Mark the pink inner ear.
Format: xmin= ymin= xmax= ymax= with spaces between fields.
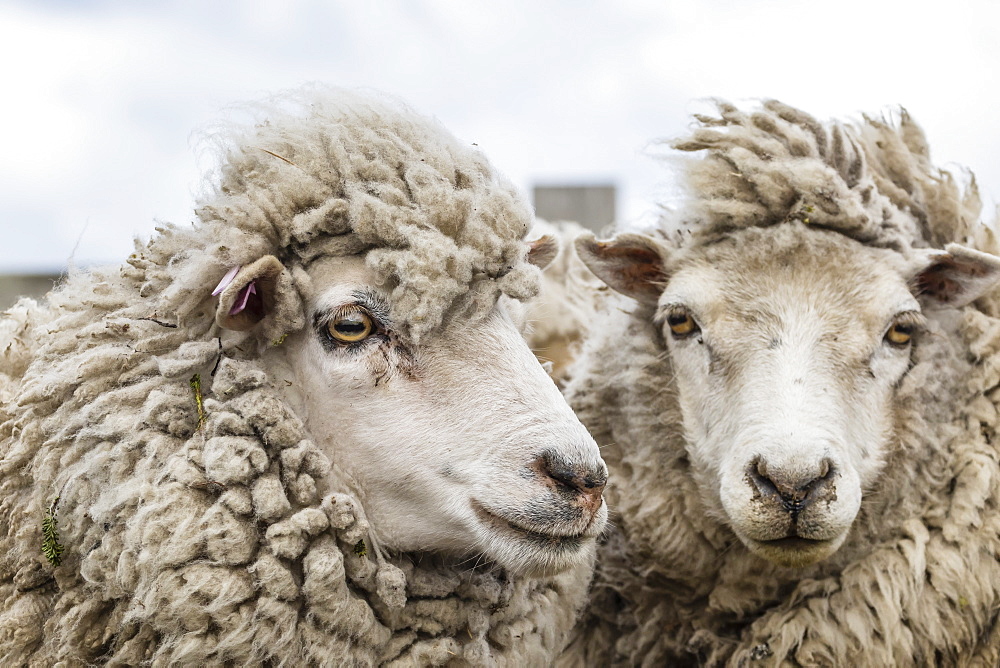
xmin=212 ymin=266 xmax=241 ymax=296
xmin=229 ymin=281 xmax=257 ymax=315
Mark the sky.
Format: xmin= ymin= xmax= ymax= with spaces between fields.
xmin=1 ymin=0 xmax=999 ymax=272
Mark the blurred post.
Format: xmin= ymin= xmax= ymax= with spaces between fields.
xmin=0 ymin=274 xmax=61 ymax=310
xmin=532 ymin=184 xmax=616 ymax=233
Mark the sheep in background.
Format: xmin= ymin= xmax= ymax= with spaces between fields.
xmin=0 ymin=87 xmax=608 ymax=665
xmin=524 ymin=219 xmax=609 ymax=385
xmin=563 ymin=101 xmax=1000 ymax=666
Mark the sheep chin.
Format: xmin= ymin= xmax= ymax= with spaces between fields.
xmin=736 ymin=533 xmax=847 ymax=568
xmin=480 ymin=531 xmax=598 ymax=579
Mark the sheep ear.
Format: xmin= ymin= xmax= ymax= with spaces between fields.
xmin=575 ymin=232 xmax=671 ymax=305
xmin=527 ymin=234 xmax=559 ymax=269
xmin=910 ymin=244 xmax=1000 ymax=309
xmin=214 ymin=255 xmax=286 ymax=331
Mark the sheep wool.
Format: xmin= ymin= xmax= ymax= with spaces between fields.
xmin=0 ymin=87 xmax=589 ymax=665
xmin=563 ymin=101 xmax=1000 ymax=666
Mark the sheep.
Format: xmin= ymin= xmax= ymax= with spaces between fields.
xmin=561 ymin=100 xmax=1000 ymax=666
xmin=0 ymin=86 xmax=609 ymax=666
xmin=524 ymin=219 xmax=609 ymax=385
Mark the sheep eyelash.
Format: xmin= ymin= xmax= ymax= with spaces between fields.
xmin=653 ymin=303 xmax=693 ymax=328
xmin=348 ymin=289 xmax=392 ymax=324
xmin=889 ymin=310 xmax=926 ymax=330
xmin=883 ymin=310 xmax=926 ymax=339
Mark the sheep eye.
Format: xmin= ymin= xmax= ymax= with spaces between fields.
xmin=667 ymin=312 xmax=699 ymax=337
xmin=327 ymin=309 xmax=374 ymax=343
xmin=885 ymin=322 xmax=913 ymax=347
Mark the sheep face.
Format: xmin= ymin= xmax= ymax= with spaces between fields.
xmin=279 ymin=255 xmax=608 ymax=576
xmin=658 ymin=228 xmax=919 ymax=567
xmin=579 ymin=223 xmax=1000 ymax=567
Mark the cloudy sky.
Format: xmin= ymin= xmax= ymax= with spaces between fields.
xmin=2 ymin=0 xmax=998 ymax=272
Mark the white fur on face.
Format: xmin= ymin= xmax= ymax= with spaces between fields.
xmin=660 ymin=229 xmax=919 ymax=567
xmin=277 ymin=255 xmax=607 ymax=576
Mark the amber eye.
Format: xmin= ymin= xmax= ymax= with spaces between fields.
xmin=667 ymin=312 xmax=699 ymax=337
xmin=885 ymin=322 xmax=913 ymax=346
xmin=327 ymin=309 xmax=374 ymax=343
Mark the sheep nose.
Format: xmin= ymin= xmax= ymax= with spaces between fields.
xmin=748 ymin=457 xmax=835 ymax=517
xmin=536 ymin=451 xmax=607 ymax=513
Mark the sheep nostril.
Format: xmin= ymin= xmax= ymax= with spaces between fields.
xmin=748 ymin=457 xmax=835 ymax=516
xmin=536 ymin=452 xmax=607 ymax=510
xmin=749 ymin=457 xmax=778 ymax=496
xmin=753 ymin=458 xmax=771 ymax=484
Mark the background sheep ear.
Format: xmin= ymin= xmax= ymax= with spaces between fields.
xmin=214 ymin=256 xmax=286 ymax=331
xmin=526 ymin=234 xmax=559 ymax=269
xmin=575 ymin=232 xmax=670 ymax=305
xmin=910 ymin=244 xmax=1000 ymax=309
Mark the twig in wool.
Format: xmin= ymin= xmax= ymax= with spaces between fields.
xmin=136 ymin=317 xmax=178 ymax=328
xmin=190 ymin=374 xmax=207 ymax=429
xmin=42 ymin=497 xmax=64 ymax=567
xmin=211 ymin=339 xmax=223 ymax=377
xmin=256 ymin=147 xmax=298 ymax=167
xmin=189 ymin=479 xmax=227 ymax=495
xmin=354 ymin=539 xmax=367 ymax=557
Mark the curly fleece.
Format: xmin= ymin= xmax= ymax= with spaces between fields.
xmin=176 ymin=86 xmax=538 ymax=345
xmin=562 ymin=101 xmax=1000 ymax=666
xmin=0 ymin=87 xmax=589 ymax=665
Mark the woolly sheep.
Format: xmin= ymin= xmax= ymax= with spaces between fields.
xmin=524 ymin=219 xmax=608 ymax=385
xmin=561 ymin=101 xmax=1000 ymax=666
xmin=0 ymin=87 xmax=609 ymax=665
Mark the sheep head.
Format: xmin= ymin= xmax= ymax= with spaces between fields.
xmin=216 ymin=248 xmax=607 ymax=577
xmin=578 ymin=222 xmax=1000 ymax=567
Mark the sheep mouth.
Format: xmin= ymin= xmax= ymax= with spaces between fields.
xmin=471 ymin=501 xmax=587 ymax=551
xmin=758 ymin=537 xmax=831 ymax=550
xmin=743 ymin=535 xmax=841 ymax=567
